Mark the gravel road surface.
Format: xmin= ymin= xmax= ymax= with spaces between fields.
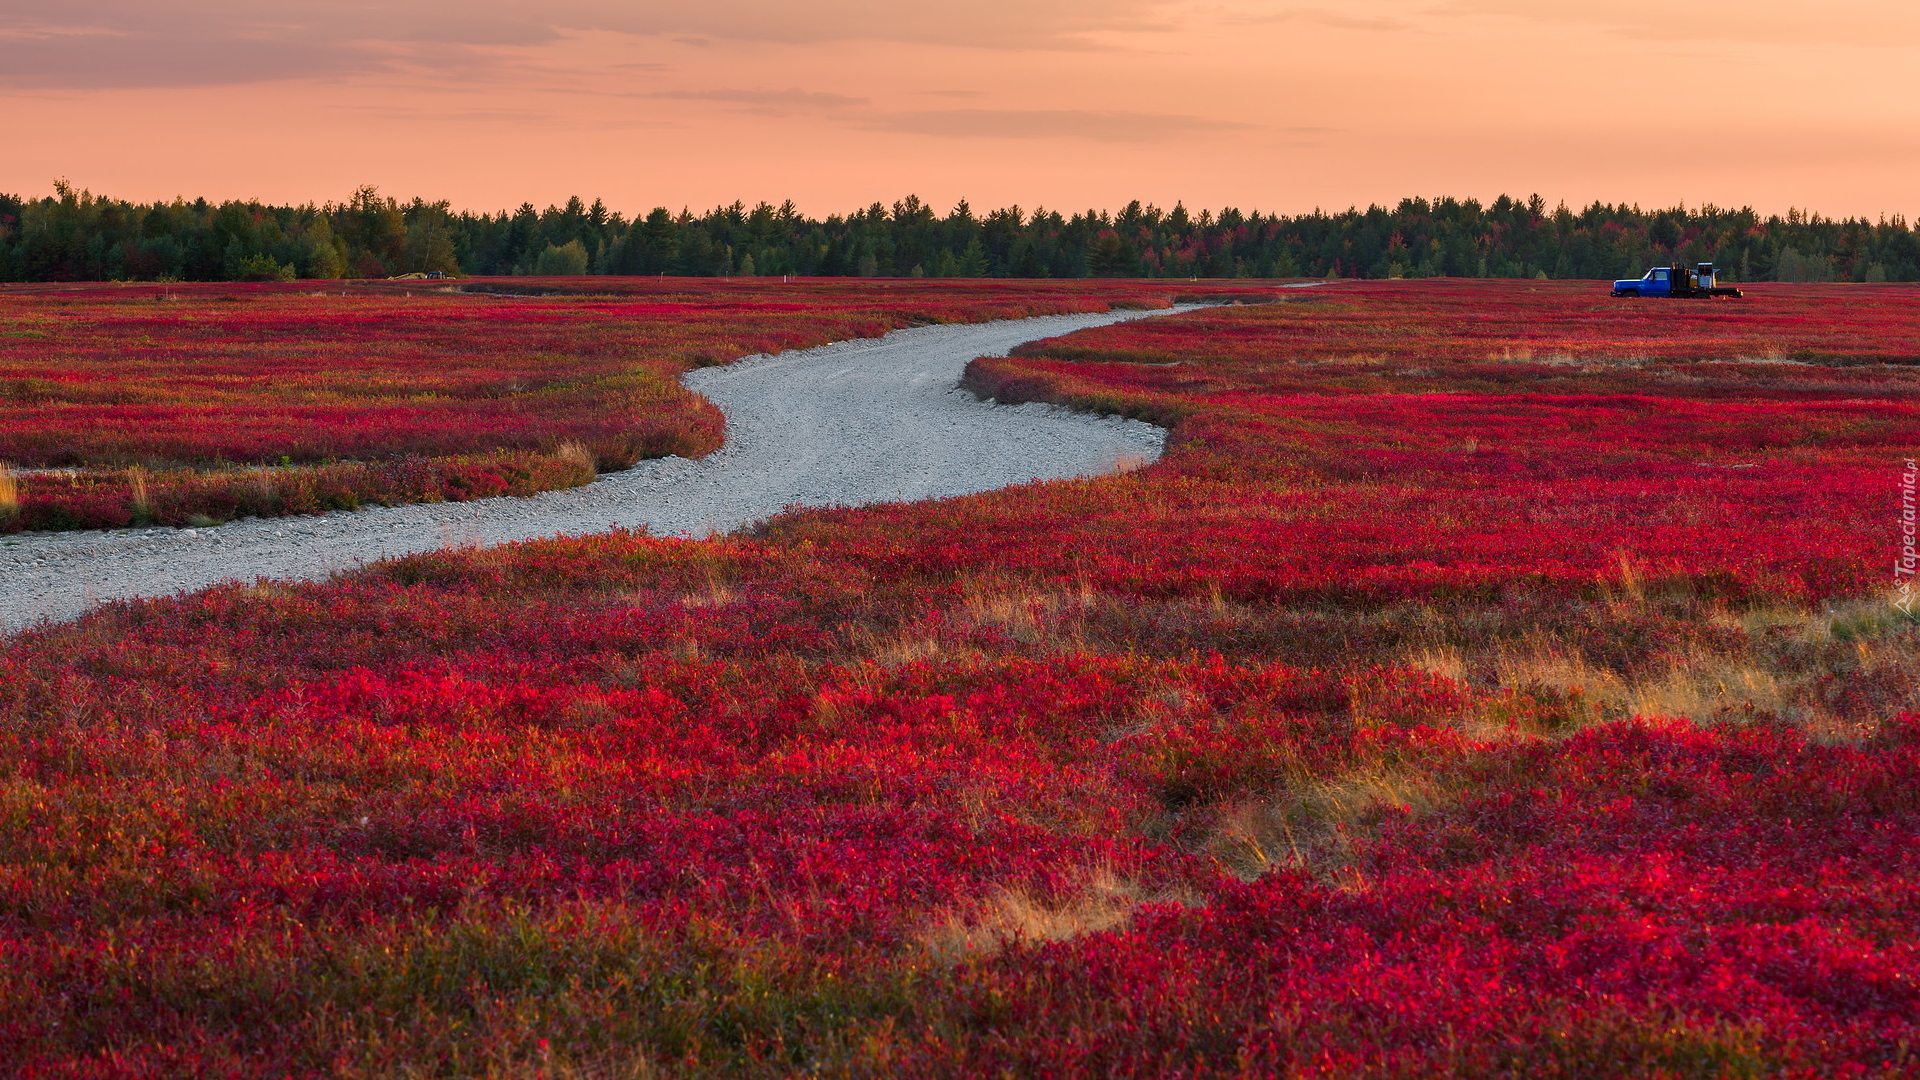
xmin=1 ymin=306 xmax=1182 ymax=631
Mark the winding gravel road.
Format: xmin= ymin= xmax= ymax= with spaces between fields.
xmin=0 ymin=306 xmax=1184 ymax=631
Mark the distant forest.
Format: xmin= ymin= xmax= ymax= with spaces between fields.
xmin=4 ymin=181 xmax=1917 ymax=283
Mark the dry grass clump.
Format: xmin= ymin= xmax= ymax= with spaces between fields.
xmin=959 ymin=588 xmax=1053 ymax=645
xmin=554 ymin=439 xmax=599 ymax=474
xmin=946 ymin=575 xmax=1111 ymax=651
xmin=1196 ymin=762 xmax=1458 ymax=883
xmin=1486 ymin=637 xmax=1792 ymax=728
xmin=677 ymin=570 xmax=738 ymax=612
xmin=678 ymin=581 xmax=738 ymax=609
xmin=917 ymin=867 xmax=1201 ymax=964
xmin=1398 ymin=599 xmax=1918 ymax=741
xmin=840 ymin=623 xmax=949 ymax=668
xmin=0 ymin=461 xmax=17 ymax=518
xmin=241 ymin=468 xmax=280 ymax=508
xmin=126 ymin=464 xmax=150 ymax=520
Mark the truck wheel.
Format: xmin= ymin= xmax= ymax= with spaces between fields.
xmin=1618 ymin=289 xmax=1639 ymax=298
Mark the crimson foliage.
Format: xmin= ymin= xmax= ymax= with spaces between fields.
xmin=1 ymin=280 xmax=1915 ymax=1077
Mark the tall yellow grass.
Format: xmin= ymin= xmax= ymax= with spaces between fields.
xmin=1200 ymin=762 xmax=1456 ymax=883
xmin=126 ymin=465 xmax=150 ymax=518
xmin=917 ymin=867 xmax=1200 ymax=963
xmin=0 ymin=462 xmax=17 ymax=517
xmin=1394 ymin=600 xmax=1918 ymax=742
xmin=554 ymin=440 xmax=598 ymax=474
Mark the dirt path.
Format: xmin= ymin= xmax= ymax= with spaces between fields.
xmin=1 ymin=306 xmax=1182 ymax=631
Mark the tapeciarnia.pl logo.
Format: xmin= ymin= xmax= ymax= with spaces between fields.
xmin=1898 ymin=457 xmax=1917 ymax=614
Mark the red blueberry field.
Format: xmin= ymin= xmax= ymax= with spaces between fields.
xmin=2 ymin=278 xmax=1920 ymax=1077
xmin=0 ymin=278 xmax=1218 ymax=531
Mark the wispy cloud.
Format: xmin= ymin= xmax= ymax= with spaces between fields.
xmin=1424 ymin=0 xmax=1920 ymax=48
xmin=621 ymin=92 xmax=1254 ymax=142
xmin=646 ymin=87 xmax=870 ymax=113
xmin=1219 ymin=6 xmax=1407 ymax=32
xmin=0 ymin=22 xmax=370 ymax=88
xmin=0 ymin=0 xmax=1174 ymax=89
xmin=858 ymin=108 xmax=1252 ymax=143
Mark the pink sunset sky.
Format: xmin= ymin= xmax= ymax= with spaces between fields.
xmin=4 ymin=0 xmax=1917 ymax=219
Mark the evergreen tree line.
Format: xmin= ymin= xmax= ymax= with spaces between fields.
xmin=4 ymin=182 xmax=1917 ymax=284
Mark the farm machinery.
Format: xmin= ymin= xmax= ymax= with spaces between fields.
xmin=1612 ymin=263 xmax=1743 ymax=298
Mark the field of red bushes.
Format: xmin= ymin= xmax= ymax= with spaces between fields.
xmin=0 ymin=278 xmax=1214 ymax=531
xmin=2 ymin=279 xmax=1918 ymax=1077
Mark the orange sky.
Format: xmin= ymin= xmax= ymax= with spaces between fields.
xmin=5 ymin=1 xmax=1918 ymax=219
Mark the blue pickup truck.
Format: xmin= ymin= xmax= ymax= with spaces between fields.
xmin=1613 ymin=263 xmax=1743 ymax=299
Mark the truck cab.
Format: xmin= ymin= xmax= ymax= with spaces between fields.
xmin=1613 ymin=267 xmax=1674 ymax=297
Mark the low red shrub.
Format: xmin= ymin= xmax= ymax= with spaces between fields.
xmin=1 ymin=281 xmax=1914 ymax=1076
